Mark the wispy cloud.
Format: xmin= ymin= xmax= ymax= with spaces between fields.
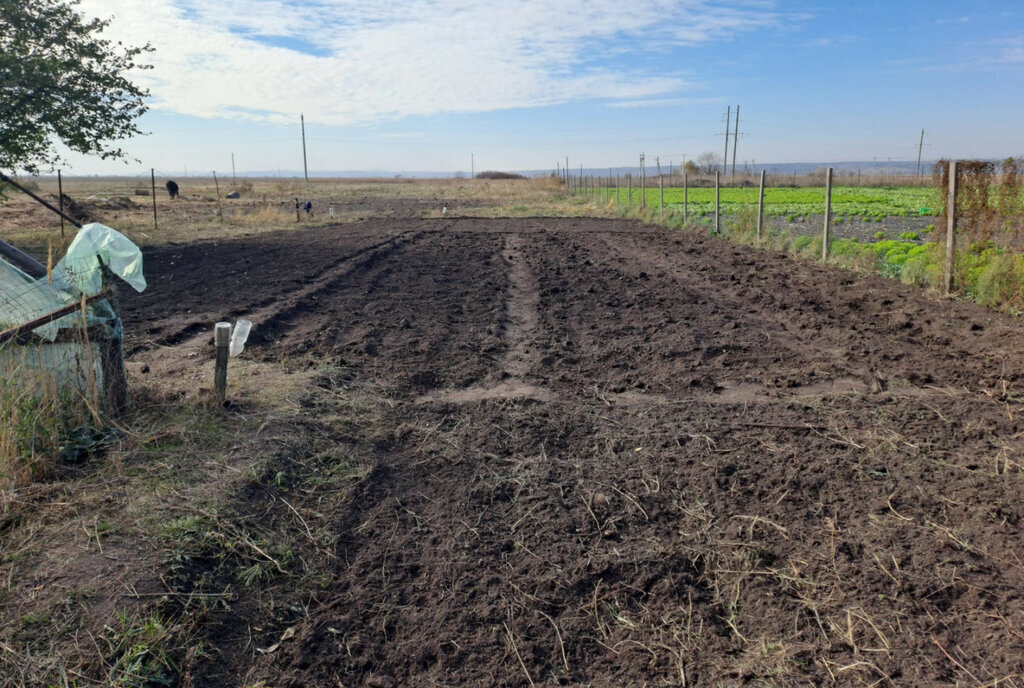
xmin=985 ymin=36 xmax=1024 ymax=63
xmin=606 ymin=96 xmax=725 ymax=109
xmin=80 ymin=0 xmax=781 ymax=126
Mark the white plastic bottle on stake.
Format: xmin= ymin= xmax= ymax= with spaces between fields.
xmin=229 ymin=319 xmax=252 ymax=357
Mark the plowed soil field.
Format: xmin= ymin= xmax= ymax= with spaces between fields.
xmin=111 ymin=216 xmax=1024 ymax=686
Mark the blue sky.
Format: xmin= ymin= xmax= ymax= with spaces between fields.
xmin=57 ymin=0 xmax=1023 ymax=176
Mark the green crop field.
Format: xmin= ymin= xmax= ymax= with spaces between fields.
xmin=604 ymin=185 xmax=942 ymax=218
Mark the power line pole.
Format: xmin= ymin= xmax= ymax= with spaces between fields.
xmin=916 ymin=129 xmax=925 ymax=178
xmin=731 ymin=105 xmax=740 ymax=178
xmin=723 ymin=106 xmax=731 ymax=175
xmin=231 ymin=153 xmax=236 ymax=180
xmin=301 ymin=113 xmax=309 ymax=183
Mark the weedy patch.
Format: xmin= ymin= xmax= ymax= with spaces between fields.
xmin=0 ymin=350 xmax=102 ymax=488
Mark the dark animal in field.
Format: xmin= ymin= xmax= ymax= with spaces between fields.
xmin=165 ymin=180 xmax=179 ymax=198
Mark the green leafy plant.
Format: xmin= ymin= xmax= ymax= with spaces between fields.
xmin=0 ymin=0 xmax=152 ymax=174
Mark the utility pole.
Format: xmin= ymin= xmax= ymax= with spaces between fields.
xmin=915 ymin=129 xmax=925 ymax=178
xmin=723 ymin=105 xmax=731 ymax=176
xmin=301 ymin=113 xmax=309 ymax=183
xmin=231 ymin=153 xmax=236 ymax=180
xmin=731 ymin=105 xmax=740 ymax=178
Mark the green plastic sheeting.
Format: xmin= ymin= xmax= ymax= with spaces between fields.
xmin=0 ymin=223 xmax=146 ymax=340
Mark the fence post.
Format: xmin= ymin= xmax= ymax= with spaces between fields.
xmin=945 ymin=161 xmax=958 ymax=295
xmin=714 ymin=170 xmax=720 ymax=235
xmin=628 ymin=174 xmax=632 ymax=209
xmin=659 ymin=174 xmax=664 ymax=220
xmin=821 ymin=167 xmax=833 ymax=260
xmin=57 ymin=170 xmax=65 ymax=239
xmin=150 ymin=168 xmax=158 ymax=232
xmin=756 ymin=170 xmax=766 ymax=240
xmin=640 ymin=158 xmax=646 ymax=210
xmin=683 ymin=173 xmax=688 ymax=224
xmin=214 ymin=322 xmax=231 ymax=404
xmin=212 ymin=171 xmax=223 ymax=222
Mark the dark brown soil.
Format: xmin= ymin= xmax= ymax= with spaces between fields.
xmin=112 ymin=217 xmax=1024 ymax=685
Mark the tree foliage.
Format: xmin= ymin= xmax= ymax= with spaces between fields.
xmin=0 ymin=0 xmax=152 ymax=174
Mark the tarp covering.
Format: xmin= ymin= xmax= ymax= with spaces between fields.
xmin=0 ymin=223 xmax=146 ymax=340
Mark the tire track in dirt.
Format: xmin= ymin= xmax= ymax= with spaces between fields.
xmin=501 ymin=234 xmax=540 ymax=378
xmin=416 ymin=232 xmax=554 ymax=403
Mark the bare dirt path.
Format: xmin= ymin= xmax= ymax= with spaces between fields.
xmin=110 ymin=217 xmax=1024 ymax=686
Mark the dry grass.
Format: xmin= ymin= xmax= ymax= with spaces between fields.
xmin=1 ymin=175 xmax=576 ymax=250
xmin=0 ymin=351 xmax=382 ymax=687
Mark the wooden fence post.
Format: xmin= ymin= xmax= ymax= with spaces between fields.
xmin=756 ymin=170 xmax=766 ymax=240
xmin=214 ymin=322 xmax=231 ymax=404
xmin=821 ymin=167 xmax=833 ymax=261
xmin=628 ymin=174 xmax=632 ymax=209
xmin=714 ymin=170 xmax=720 ymax=235
xmin=640 ymin=161 xmax=646 ymax=211
xmin=945 ymin=161 xmax=958 ymax=295
xmin=683 ymin=173 xmax=688 ymax=224
xmin=659 ymin=174 xmax=664 ymax=220
xmin=57 ymin=170 xmax=65 ymax=239
xmin=212 ymin=171 xmax=223 ymax=222
xmin=150 ymin=168 xmax=158 ymax=232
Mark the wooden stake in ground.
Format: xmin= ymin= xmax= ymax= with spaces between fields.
xmin=683 ymin=173 xmax=688 ymax=224
xmin=640 ymin=154 xmax=646 ymax=211
xmin=58 ymin=169 xmax=65 ymax=239
xmin=756 ymin=170 xmax=766 ymax=240
xmin=150 ymin=168 xmax=158 ymax=232
xmin=659 ymin=174 xmax=664 ymax=220
xmin=212 ymin=171 xmax=223 ymax=222
xmin=945 ymin=160 xmax=958 ymax=295
xmin=821 ymin=167 xmax=833 ymax=261
xmin=714 ymin=170 xmax=720 ymax=235
xmin=214 ymin=322 xmax=231 ymax=404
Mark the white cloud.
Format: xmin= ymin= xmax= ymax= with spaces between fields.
xmin=606 ymin=96 xmax=725 ymax=108
xmin=79 ymin=0 xmax=780 ymax=126
xmin=986 ymin=36 xmax=1024 ymax=63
